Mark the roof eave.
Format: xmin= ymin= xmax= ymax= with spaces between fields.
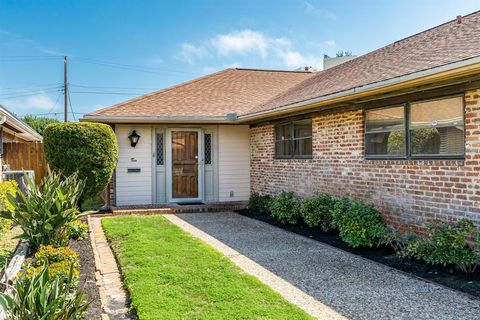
xmin=237 ymin=55 xmax=480 ymax=123
xmin=81 ymin=115 xmax=237 ymax=124
xmin=0 ymin=106 xmax=42 ymax=142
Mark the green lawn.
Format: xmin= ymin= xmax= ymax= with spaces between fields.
xmin=0 ymin=226 xmax=21 ymax=269
xmin=102 ymin=215 xmax=313 ymax=320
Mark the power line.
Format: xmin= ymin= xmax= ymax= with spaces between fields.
xmin=70 ymin=91 xmax=144 ymax=96
xmin=0 ymin=88 xmax=61 ymax=99
xmin=73 ymin=56 xmax=200 ymax=76
xmin=67 ymin=89 xmax=76 ymax=121
xmin=0 ymin=83 xmax=63 ymax=91
xmin=69 ymin=83 xmax=158 ymax=90
xmin=45 ymin=91 xmax=63 ymax=117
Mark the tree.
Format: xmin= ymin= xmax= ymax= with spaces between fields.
xmin=21 ymin=115 xmax=59 ymax=135
xmin=43 ymin=122 xmax=118 ymax=202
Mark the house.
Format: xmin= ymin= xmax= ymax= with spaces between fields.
xmin=0 ymin=105 xmax=42 ymax=182
xmin=84 ymin=11 xmax=480 ymax=230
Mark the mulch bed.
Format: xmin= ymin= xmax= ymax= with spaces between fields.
xmin=70 ymin=228 xmax=102 ymax=320
xmin=236 ymin=209 xmax=480 ymax=298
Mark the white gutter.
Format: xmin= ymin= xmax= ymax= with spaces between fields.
xmin=237 ymin=55 xmax=480 ymax=120
xmin=0 ymin=105 xmax=42 ymax=141
xmin=82 ymin=115 xmax=236 ymax=123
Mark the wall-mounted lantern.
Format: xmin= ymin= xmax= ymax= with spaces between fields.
xmin=128 ymin=130 xmax=141 ymax=148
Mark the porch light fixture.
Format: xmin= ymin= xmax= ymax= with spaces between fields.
xmin=128 ymin=130 xmax=141 ymax=148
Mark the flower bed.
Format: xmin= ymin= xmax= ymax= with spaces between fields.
xmin=239 ymin=192 xmax=480 ymax=298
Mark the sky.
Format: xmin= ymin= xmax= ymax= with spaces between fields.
xmin=0 ymin=0 xmax=479 ymax=120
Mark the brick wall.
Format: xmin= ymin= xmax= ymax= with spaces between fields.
xmin=250 ymin=89 xmax=480 ymax=230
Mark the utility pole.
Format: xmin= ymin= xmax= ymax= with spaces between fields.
xmin=64 ymin=55 xmax=68 ymax=122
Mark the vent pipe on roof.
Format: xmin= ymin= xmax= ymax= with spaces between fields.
xmin=456 ymin=15 xmax=462 ymax=24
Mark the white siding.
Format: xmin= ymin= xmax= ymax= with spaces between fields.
xmin=115 ymin=125 xmax=153 ymax=205
xmin=218 ymin=125 xmax=250 ymax=201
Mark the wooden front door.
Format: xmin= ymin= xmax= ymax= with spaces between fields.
xmin=172 ymin=131 xmax=198 ymax=199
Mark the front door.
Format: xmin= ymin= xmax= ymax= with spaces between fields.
xmin=172 ymin=131 xmax=198 ymax=199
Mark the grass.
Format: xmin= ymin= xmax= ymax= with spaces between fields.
xmin=0 ymin=226 xmax=21 ymax=269
xmin=102 ymin=215 xmax=314 ymax=320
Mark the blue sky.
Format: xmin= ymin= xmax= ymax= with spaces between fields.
xmin=0 ymin=0 xmax=479 ymax=120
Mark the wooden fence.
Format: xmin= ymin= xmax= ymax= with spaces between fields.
xmin=3 ymin=142 xmax=47 ymax=184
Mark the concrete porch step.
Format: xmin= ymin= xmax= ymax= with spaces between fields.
xmin=110 ymin=201 xmax=247 ymax=215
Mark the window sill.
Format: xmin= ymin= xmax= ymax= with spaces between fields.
xmin=364 ymin=158 xmax=465 ymax=166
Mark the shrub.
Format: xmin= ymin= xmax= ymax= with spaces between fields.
xmin=0 ymin=180 xmax=17 ymax=234
xmin=0 ymin=263 xmax=89 ymax=319
xmin=0 ymin=171 xmax=91 ymax=249
xmin=248 ymin=193 xmax=272 ymax=215
xmin=331 ymin=198 xmax=388 ymax=248
xmin=21 ymin=115 xmax=59 ymax=135
xmin=24 ymin=245 xmax=80 ymax=284
xmin=399 ymin=219 xmax=480 ymax=273
xmin=67 ymin=221 xmax=89 ymax=240
xmin=43 ymin=122 xmax=118 ymax=201
xmin=299 ymin=193 xmax=334 ymax=232
xmin=269 ymin=191 xmax=301 ymax=225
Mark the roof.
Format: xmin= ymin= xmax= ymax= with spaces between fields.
xmin=88 ymin=68 xmax=313 ymax=118
xmin=0 ymin=105 xmax=42 ymax=142
xmin=85 ymin=11 xmax=480 ymax=122
xmin=252 ymin=11 xmax=480 ymax=114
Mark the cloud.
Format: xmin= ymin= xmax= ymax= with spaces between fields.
xmin=177 ymin=43 xmax=208 ymax=64
xmin=211 ymin=30 xmax=269 ymax=58
xmin=302 ymin=1 xmax=337 ymax=20
xmin=176 ymin=29 xmax=332 ymax=70
xmin=0 ymin=92 xmax=57 ymax=116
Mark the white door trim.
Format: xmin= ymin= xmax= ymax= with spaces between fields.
xmin=166 ymin=128 xmax=204 ymax=203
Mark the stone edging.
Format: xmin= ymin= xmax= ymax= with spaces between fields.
xmin=164 ymin=214 xmax=347 ymax=320
xmin=0 ymin=240 xmax=29 ymax=320
xmin=88 ymin=216 xmax=130 ymax=320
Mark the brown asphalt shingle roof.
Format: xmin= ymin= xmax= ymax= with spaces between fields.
xmin=89 ymin=68 xmax=313 ymax=118
xmin=88 ymin=11 xmax=480 ymax=120
xmin=253 ymin=11 xmax=480 ymax=114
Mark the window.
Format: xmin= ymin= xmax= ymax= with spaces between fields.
xmin=365 ymin=96 xmax=464 ymax=159
xmin=275 ymin=119 xmax=312 ymax=158
xmin=155 ymin=133 xmax=164 ymax=165
xmin=204 ymin=133 xmax=212 ymax=165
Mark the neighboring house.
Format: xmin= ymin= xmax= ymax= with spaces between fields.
xmin=84 ymin=12 xmax=480 ymax=230
xmin=0 ymin=105 xmax=42 ymax=181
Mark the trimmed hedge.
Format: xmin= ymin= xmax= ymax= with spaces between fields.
xmin=269 ymin=191 xmax=301 ymax=225
xmin=299 ymin=193 xmax=334 ymax=232
xmin=43 ymin=122 xmax=118 ymax=200
xmin=331 ymin=198 xmax=388 ymax=248
xmin=248 ymin=193 xmax=272 ymax=215
xmin=399 ymin=219 xmax=480 ymax=273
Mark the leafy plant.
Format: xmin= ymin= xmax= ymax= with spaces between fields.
xmin=0 ymin=171 xmax=91 ymax=249
xmin=0 ymin=263 xmax=89 ymax=319
xmin=331 ymin=198 xmax=387 ymax=248
xmin=67 ymin=221 xmax=89 ymax=240
xmin=21 ymin=115 xmax=59 ymax=135
xmin=43 ymin=122 xmax=118 ymax=201
xmin=248 ymin=193 xmax=272 ymax=215
xmin=269 ymin=191 xmax=301 ymax=225
xmin=399 ymin=219 xmax=480 ymax=273
xmin=0 ymin=180 xmax=17 ymax=234
xmin=299 ymin=193 xmax=335 ymax=232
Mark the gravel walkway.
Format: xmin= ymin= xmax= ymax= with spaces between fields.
xmin=175 ymin=212 xmax=480 ymax=320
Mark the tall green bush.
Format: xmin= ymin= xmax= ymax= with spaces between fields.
xmin=299 ymin=193 xmax=334 ymax=231
xmin=43 ymin=122 xmax=118 ymax=200
xmin=331 ymin=198 xmax=387 ymax=248
xmin=0 ymin=171 xmax=90 ymax=249
xmin=269 ymin=191 xmax=301 ymax=225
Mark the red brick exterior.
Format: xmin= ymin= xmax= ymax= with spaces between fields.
xmin=250 ymin=89 xmax=480 ymax=230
